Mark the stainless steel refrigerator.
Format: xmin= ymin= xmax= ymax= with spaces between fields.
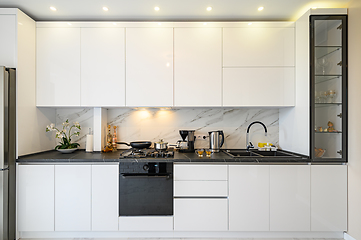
xmin=0 ymin=66 xmax=16 ymax=240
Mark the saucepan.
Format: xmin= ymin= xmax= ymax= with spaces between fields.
xmin=117 ymin=141 xmax=152 ymax=149
xmin=154 ymin=139 xmax=168 ymax=151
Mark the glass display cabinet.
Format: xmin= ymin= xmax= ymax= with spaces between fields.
xmin=310 ymin=15 xmax=348 ymax=162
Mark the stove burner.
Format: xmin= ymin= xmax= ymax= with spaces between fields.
xmin=119 ymin=148 xmax=174 ymax=158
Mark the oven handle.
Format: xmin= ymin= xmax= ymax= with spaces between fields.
xmin=120 ymin=173 xmax=172 ymax=179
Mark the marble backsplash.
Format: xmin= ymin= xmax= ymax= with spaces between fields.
xmin=54 ymin=108 xmax=279 ymax=150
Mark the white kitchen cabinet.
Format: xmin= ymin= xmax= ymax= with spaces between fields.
xmin=174 ymin=164 xmax=227 ymax=181
xmin=0 ymin=14 xmax=16 ymax=67
xmin=17 ymin=165 xmax=55 ymax=231
xmin=36 ymin=27 xmax=81 ymax=106
xmin=92 ymin=165 xmax=119 ymax=231
xmin=229 ymin=165 xmax=270 ymax=231
xmin=174 ymin=28 xmax=222 ymax=106
xmin=223 ymin=27 xmax=294 ymax=67
xmin=80 ymin=28 xmax=125 ymax=107
xmin=311 ymin=165 xmax=347 ymax=231
xmin=270 ymin=165 xmax=310 ymax=231
xmin=174 ymin=198 xmax=228 ymax=231
xmin=223 ymin=67 xmax=295 ymax=106
xmin=55 ymin=165 xmax=91 ymax=231
xmin=126 ymin=28 xmax=173 ymax=107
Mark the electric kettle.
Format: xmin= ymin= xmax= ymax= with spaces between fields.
xmin=208 ymin=130 xmax=224 ymax=152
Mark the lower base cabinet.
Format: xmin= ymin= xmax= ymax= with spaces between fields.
xmin=174 ymin=198 xmax=228 ymax=231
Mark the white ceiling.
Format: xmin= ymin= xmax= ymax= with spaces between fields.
xmin=0 ymin=0 xmax=350 ymax=22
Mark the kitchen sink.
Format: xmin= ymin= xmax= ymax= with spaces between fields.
xmin=223 ymin=150 xmax=263 ymax=157
xmin=223 ymin=149 xmax=300 ymax=158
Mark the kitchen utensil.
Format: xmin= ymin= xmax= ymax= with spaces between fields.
xmin=208 ymin=130 xmax=225 ymax=152
xmin=117 ymin=141 xmax=152 ymax=149
xmin=154 ymin=139 xmax=168 ymax=151
xmin=178 ymin=130 xmax=196 ymax=153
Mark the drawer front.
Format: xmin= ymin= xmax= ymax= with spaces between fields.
xmin=174 ymin=164 xmax=227 ymax=181
xmin=174 ymin=198 xmax=228 ymax=231
xmin=119 ymin=216 xmax=173 ymax=231
xmin=174 ymin=181 xmax=228 ymax=197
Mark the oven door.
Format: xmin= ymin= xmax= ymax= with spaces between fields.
xmin=119 ymin=162 xmax=173 ymax=216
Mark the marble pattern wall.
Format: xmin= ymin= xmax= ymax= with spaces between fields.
xmin=107 ymin=108 xmax=279 ymax=149
xmin=53 ymin=108 xmax=279 ymax=150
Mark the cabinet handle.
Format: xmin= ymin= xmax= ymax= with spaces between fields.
xmin=337 ymin=113 xmax=342 ymax=118
xmin=337 ymin=61 xmax=342 ymax=67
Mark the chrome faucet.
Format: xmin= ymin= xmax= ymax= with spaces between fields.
xmin=246 ymin=121 xmax=268 ymax=151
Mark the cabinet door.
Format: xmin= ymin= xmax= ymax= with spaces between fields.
xmin=126 ymin=28 xmax=173 ymax=107
xmin=0 ymin=15 xmax=16 ymax=67
xmin=36 ymin=28 xmax=81 ymax=106
xmin=174 ymin=28 xmax=222 ymax=106
xmin=270 ymin=165 xmax=310 ymax=231
xmin=92 ymin=165 xmax=119 ymax=231
xmin=17 ymin=165 xmax=55 ymax=231
xmin=311 ymin=165 xmax=347 ymax=231
xmin=223 ymin=67 xmax=295 ymax=106
xmin=81 ymin=28 xmax=125 ymax=107
xmin=174 ymin=198 xmax=227 ymax=231
xmin=55 ymin=165 xmax=91 ymax=231
xmin=229 ymin=165 xmax=270 ymax=231
xmin=223 ymin=27 xmax=294 ymax=67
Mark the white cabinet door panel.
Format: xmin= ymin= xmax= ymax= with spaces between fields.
xmin=223 ymin=27 xmax=294 ymax=67
xmin=270 ymin=165 xmax=310 ymax=231
xmin=223 ymin=67 xmax=294 ymax=106
xmin=119 ymin=216 xmax=173 ymax=231
xmin=92 ymin=165 xmax=119 ymax=231
xmin=36 ymin=28 xmax=81 ymax=106
xmin=81 ymin=28 xmax=125 ymax=107
xmin=0 ymin=15 xmax=17 ymax=67
xmin=174 ymin=181 xmax=227 ymax=197
xmin=311 ymin=165 xmax=347 ymax=231
xmin=174 ymin=164 xmax=227 ymax=181
xmin=126 ymin=28 xmax=173 ymax=107
xmin=17 ymin=165 xmax=55 ymax=231
xmin=174 ymin=28 xmax=222 ymax=106
xmin=229 ymin=165 xmax=270 ymax=231
xmin=55 ymin=165 xmax=91 ymax=231
xmin=174 ymin=198 xmax=228 ymax=231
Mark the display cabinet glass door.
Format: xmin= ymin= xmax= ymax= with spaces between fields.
xmin=310 ymin=15 xmax=347 ymax=162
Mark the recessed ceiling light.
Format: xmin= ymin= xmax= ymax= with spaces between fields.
xmin=50 ymin=6 xmax=57 ymax=11
xmin=67 ymin=23 xmax=72 ymax=26
xmin=18 ymin=22 xmax=23 ymax=25
xmin=154 ymin=6 xmax=160 ymax=11
xmin=258 ymin=6 xmax=264 ymax=11
xmin=207 ymin=6 xmax=212 ymax=11
xmin=203 ymin=23 xmax=207 ymax=25
xmin=113 ymin=23 xmax=117 ymax=25
xmin=158 ymin=23 xmax=162 ymax=25
xmin=248 ymin=23 xmax=252 ymax=25
xmin=103 ymin=7 xmax=109 ymax=11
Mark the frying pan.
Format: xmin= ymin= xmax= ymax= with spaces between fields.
xmin=117 ymin=141 xmax=152 ymax=149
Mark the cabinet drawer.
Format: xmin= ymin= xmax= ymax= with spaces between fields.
xmin=174 ymin=198 xmax=228 ymax=231
xmin=174 ymin=181 xmax=228 ymax=197
xmin=174 ymin=164 xmax=227 ymax=181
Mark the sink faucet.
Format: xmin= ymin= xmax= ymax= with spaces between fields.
xmin=246 ymin=121 xmax=268 ymax=151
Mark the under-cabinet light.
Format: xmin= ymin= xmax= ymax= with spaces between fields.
xmin=207 ymin=6 xmax=212 ymax=11
xmin=258 ymin=6 xmax=264 ymax=11
xmin=50 ymin=6 xmax=57 ymax=11
xmin=154 ymin=6 xmax=160 ymax=11
xmin=103 ymin=7 xmax=109 ymax=11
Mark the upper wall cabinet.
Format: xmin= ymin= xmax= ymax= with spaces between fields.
xmin=80 ymin=28 xmax=125 ymax=107
xmin=36 ymin=28 xmax=81 ymax=106
xmin=126 ymin=28 xmax=173 ymax=107
xmin=174 ymin=28 xmax=222 ymax=106
xmin=0 ymin=14 xmax=17 ymax=67
xmin=223 ymin=27 xmax=295 ymax=67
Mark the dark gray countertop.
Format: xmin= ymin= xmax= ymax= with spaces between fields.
xmin=17 ymin=149 xmax=310 ymax=164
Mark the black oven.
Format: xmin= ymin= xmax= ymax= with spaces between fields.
xmin=119 ymin=162 xmax=173 ymax=216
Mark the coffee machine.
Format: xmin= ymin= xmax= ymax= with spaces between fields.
xmin=178 ymin=130 xmax=195 ymax=153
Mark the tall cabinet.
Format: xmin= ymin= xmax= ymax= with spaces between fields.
xmin=310 ymin=15 xmax=348 ymax=162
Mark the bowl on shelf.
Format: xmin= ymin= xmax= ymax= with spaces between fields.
xmin=315 ymin=148 xmax=326 ymax=158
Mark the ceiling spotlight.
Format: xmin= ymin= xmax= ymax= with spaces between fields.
xmin=207 ymin=6 xmax=212 ymax=11
xmin=203 ymin=23 xmax=207 ymax=25
xmin=67 ymin=23 xmax=72 ymax=26
xmin=258 ymin=6 xmax=264 ymax=11
xmin=248 ymin=23 xmax=252 ymax=25
xmin=113 ymin=23 xmax=117 ymax=25
xmin=50 ymin=6 xmax=57 ymax=11
xmin=158 ymin=23 xmax=162 ymax=25
xmin=103 ymin=7 xmax=109 ymax=11
xmin=154 ymin=6 xmax=160 ymax=11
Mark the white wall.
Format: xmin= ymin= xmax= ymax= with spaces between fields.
xmin=346 ymin=0 xmax=361 ymax=239
xmin=16 ymin=10 xmax=55 ymax=156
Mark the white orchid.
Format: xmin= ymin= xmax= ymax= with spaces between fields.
xmin=46 ymin=119 xmax=81 ymax=150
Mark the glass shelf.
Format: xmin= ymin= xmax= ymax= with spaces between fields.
xmin=315 ymin=103 xmax=342 ymax=108
xmin=315 ymin=131 xmax=342 ymax=134
xmin=315 ymin=75 xmax=341 ymax=84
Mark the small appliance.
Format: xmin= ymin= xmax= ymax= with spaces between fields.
xmin=208 ymin=130 xmax=225 ymax=152
xmin=178 ymin=130 xmax=195 ymax=153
